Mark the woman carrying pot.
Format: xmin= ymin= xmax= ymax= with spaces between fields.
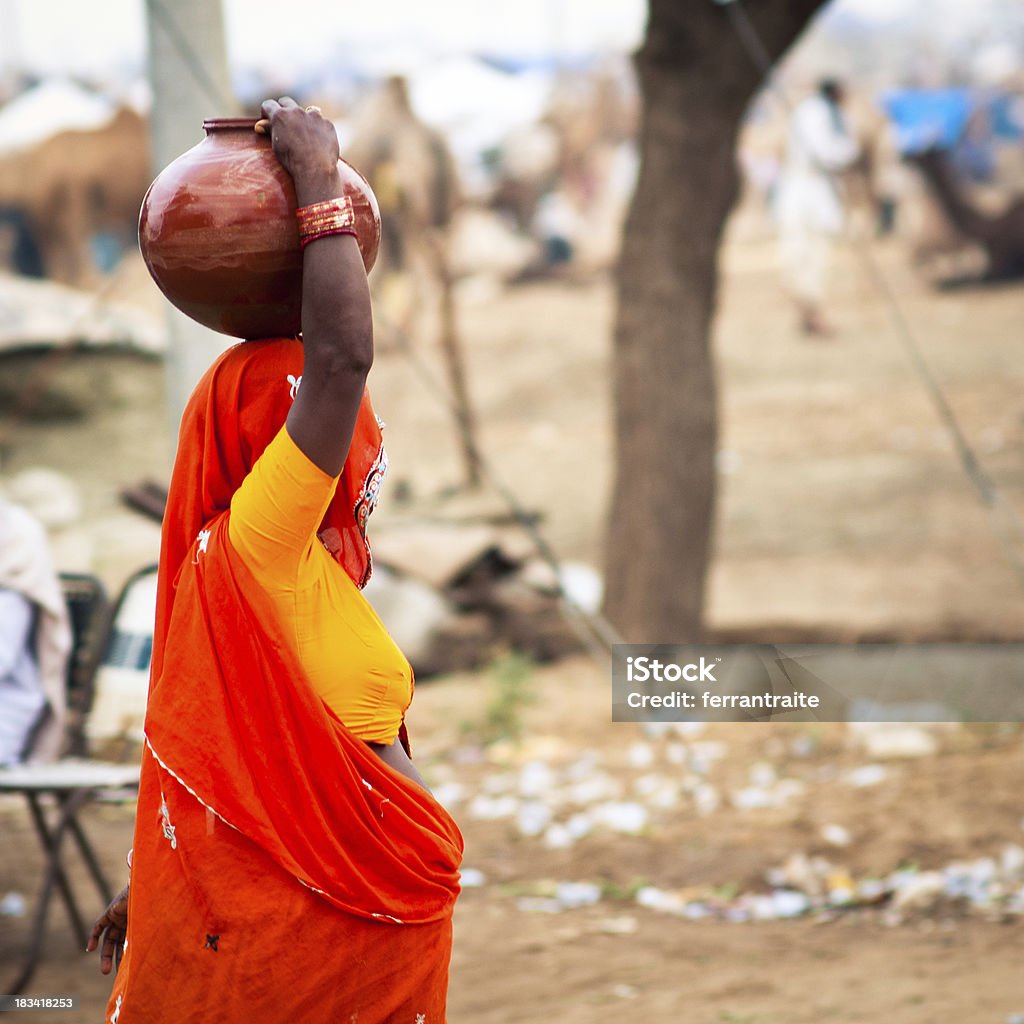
xmin=88 ymin=97 xmax=463 ymax=1024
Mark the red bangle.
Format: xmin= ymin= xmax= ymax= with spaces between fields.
xmin=296 ymin=196 xmax=357 ymax=250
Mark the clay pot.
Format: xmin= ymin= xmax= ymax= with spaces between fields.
xmin=138 ymin=117 xmax=381 ymax=340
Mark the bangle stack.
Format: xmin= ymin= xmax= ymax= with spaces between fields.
xmin=296 ymin=195 xmax=358 ymax=250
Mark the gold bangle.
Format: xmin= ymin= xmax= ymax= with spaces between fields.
xmin=296 ymin=196 xmax=354 ymax=235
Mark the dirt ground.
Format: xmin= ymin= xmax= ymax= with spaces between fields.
xmin=2 ymin=229 xmax=1024 ymax=1021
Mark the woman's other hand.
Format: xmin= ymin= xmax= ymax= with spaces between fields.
xmin=86 ymin=883 xmax=129 ymax=975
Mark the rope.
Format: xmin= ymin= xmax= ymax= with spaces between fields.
xmin=718 ymin=0 xmax=1024 ymax=592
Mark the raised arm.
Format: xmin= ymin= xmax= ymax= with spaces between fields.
xmin=259 ymin=97 xmax=373 ymax=477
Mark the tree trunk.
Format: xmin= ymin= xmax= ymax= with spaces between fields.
xmin=604 ymin=0 xmax=826 ymax=642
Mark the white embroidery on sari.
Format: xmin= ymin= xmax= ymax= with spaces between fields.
xmin=193 ymin=528 xmax=211 ymax=564
xmin=159 ymin=797 xmax=178 ymax=850
xmin=287 ymin=373 xmax=302 ymax=399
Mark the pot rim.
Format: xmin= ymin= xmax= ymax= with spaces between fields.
xmin=203 ymin=117 xmax=259 ymax=133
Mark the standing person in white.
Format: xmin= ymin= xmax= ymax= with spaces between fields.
xmin=775 ymin=79 xmax=860 ymax=336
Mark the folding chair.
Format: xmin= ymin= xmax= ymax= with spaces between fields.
xmin=0 ymin=570 xmax=151 ymax=994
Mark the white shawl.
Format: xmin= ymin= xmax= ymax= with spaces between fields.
xmin=0 ymin=499 xmax=72 ymax=761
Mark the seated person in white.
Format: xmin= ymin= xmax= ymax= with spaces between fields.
xmin=0 ymin=499 xmax=71 ymax=765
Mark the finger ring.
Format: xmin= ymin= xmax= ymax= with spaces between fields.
xmin=305 ymin=105 xmax=322 ymax=114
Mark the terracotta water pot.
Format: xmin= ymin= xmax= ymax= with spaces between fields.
xmin=138 ymin=117 xmax=381 ymax=340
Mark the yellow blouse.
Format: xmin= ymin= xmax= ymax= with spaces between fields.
xmin=227 ymin=425 xmax=412 ymax=743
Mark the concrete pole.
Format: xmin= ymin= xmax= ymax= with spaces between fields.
xmin=0 ymin=0 xmax=21 ymax=96
xmin=144 ymin=0 xmax=237 ymax=455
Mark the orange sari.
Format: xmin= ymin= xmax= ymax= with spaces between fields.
xmin=106 ymin=340 xmax=463 ymax=1023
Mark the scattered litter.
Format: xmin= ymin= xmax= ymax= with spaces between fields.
xmin=790 ymin=734 xmax=817 ymax=758
xmin=821 ymin=824 xmax=852 ymax=848
xmin=542 ymin=811 xmax=594 ymax=849
xmin=481 ymin=772 xmax=516 ymax=794
xmin=665 ymin=743 xmax=687 ymax=765
xmin=629 ymin=852 xmax=1024 ymax=924
xmin=1002 ymin=845 xmax=1024 ymax=877
xmin=516 ymin=896 xmax=563 ymax=914
xmin=432 ymin=782 xmax=466 ymax=808
xmin=635 ymin=886 xmax=686 ymax=915
xmin=565 ymin=751 xmax=603 ymax=780
xmin=757 ymin=890 xmax=811 ymax=919
xmin=543 ymin=824 xmax=574 ymax=849
xmin=890 ymin=871 xmax=946 ymax=913
xmin=848 ymin=724 xmax=939 ymax=760
xmin=555 ymin=881 xmax=602 ymax=908
xmin=516 ymin=801 xmax=553 ymax=837
xmin=449 ymin=705 xmax=1022 ymax=929
xmin=592 ymin=801 xmax=648 ymax=835
xmin=566 ymin=774 xmax=622 ymax=805
xmin=0 ymin=892 xmax=26 ymax=917
xmin=771 ymin=853 xmax=832 ymax=899
xmin=628 ymin=742 xmax=654 ymax=769
xmin=597 ymin=915 xmax=638 ymax=935
xmin=518 ymin=761 xmax=557 ymax=797
xmin=672 ymin=722 xmax=705 ymax=738
xmin=688 ymin=741 xmax=729 ymax=774
xmin=565 ymin=812 xmax=593 ymax=840
xmin=513 ymin=880 xmax=603 ymax=914
xmin=460 ymin=868 xmax=487 ymax=888
xmin=633 ymin=774 xmax=679 ymax=808
xmin=611 ymin=984 xmax=639 ymax=999
xmin=730 ymin=779 xmax=806 ymax=810
xmin=692 ymin=783 xmax=720 ymax=816
xmin=468 ymin=794 xmax=518 ymax=820
xmin=843 ymin=764 xmax=889 ymax=788
xmin=556 ymin=562 xmax=603 ymax=614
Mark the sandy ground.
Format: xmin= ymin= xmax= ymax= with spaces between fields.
xmin=3 ymin=657 xmax=1024 ymax=1022
xmin=2 ymin=228 xmax=1024 ymax=1021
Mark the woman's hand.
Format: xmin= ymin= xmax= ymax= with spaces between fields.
xmin=257 ymin=97 xmax=341 ymax=205
xmin=86 ymin=883 xmax=129 ymax=975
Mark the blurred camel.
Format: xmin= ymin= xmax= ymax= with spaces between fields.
xmin=0 ymin=107 xmax=151 ymax=286
xmin=906 ymin=147 xmax=1024 ymax=281
xmin=345 ymin=76 xmax=459 ymax=280
xmin=345 ymin=77 xmax=482 ymax=487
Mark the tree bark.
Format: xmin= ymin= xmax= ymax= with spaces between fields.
xmin=604 ymin=0 xmax=827 ymax=642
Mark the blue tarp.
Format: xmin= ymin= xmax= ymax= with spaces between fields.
xmin=880 ymin=87 xmax=1024 ymax=181
xmin=881 ymin=88 xmax=1024 ymax=153
xmin=881 ymin=88 xmax=976 ymax=153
